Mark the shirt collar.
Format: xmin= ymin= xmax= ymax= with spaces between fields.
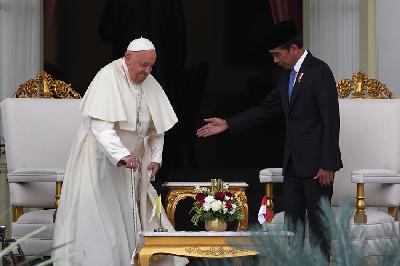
xmin=121 ymin=58 xmax=141 ymax=89
xmin=293 ymin=49 xmax=308 ymax=72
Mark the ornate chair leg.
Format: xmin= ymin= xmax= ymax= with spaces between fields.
xmin=354 ymin=183 xmax=367 ymax=224
xmin=265 ymin=182 xmax=274 ymax=223
xmin=53 ymin=181 xmax=63 ymax=222
xmin=388 ymin=207 xmax=398 ymax=221
xmin=12 ymin=206 xmax=23 ymax=222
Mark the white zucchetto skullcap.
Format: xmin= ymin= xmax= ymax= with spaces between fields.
xmin=127 ymin=37 xmax=156 ymax=52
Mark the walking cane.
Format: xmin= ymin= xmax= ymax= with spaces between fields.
xmin=131 ymin=168 xmax=140 ymax=259
xmin=118 ymin=159 xmax=140 ymax=265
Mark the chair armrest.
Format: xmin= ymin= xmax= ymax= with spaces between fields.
xmin=8 ymin=168 xmax=64 ymax=183
xmin=259 ymin=168 xmax=284 ymax=183
xmin=351 ymin=169 xmax=400 ymax=184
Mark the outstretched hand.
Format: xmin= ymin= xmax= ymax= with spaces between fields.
xmin=196 ymin=117 xmax=229 ymax=137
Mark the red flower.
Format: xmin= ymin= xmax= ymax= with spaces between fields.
xmin=196 ymin=193 xmax=205 ymax=201
xmin=225 ymin=191 xmax=233 ymax=198
xmin=197 ymin=199 xmax=205 ymax=206
xmin=215 ymin=192 xmax=225 ymax=200
xmin=225 ymin=201 xmax=232 ymax=209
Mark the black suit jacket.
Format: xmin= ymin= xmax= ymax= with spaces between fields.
xmin=227 ymin=52 xmax=343 ymax=177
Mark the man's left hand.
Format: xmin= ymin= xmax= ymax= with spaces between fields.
xmin=148 ymin=162 xmax=160 ymax=180
xmin=314 ymin=169 xmax=334 ymax=186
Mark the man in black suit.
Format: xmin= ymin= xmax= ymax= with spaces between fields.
xmin=196 ymin=20 xmax=342 ymax=261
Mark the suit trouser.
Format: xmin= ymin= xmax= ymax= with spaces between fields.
xmin=283 ymin=159 xmax=333 ymax=260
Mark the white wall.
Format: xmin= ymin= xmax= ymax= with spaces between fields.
xmin=0 ymin=0 xmax=42 ymax=101
xmin=377 ymin=0 xmax=400 ymax=96
xmin=308 ymin=0 xmax=360 ymax=82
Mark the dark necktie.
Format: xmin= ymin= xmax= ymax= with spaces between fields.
xmin=288 ymin=68 xmax=297 ymax=102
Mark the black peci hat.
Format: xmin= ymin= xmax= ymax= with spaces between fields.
xmin=262 ymin=19 xmax=298 ymax=50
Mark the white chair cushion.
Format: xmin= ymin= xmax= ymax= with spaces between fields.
xmin=9 ymin=182 xmax=56 ymax=207
xmin=17 ymin=239 xmax=53 ymax=256
xmin=12 ymin=209 xmax=55 ymax=240
xmin=16 ymin=209 xmax=54 ymax=224
xmin=8 ymin=168 xmax=65 ymax=182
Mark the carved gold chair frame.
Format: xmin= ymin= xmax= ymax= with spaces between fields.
xmin=13 ymin=71 xmax=81 ymax=99
xmin=11 ymin=72 xmax=81 ymax=222
xmin=337 ymin=71 xmax=394 ymax=99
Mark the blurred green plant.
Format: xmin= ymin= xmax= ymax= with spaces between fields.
xmin=0 ymin=207 xmax=79 ymax=265
xmin=194 ymin=198 xmax=400 ymax=266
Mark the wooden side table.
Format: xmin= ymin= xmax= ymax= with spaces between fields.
xmin=163 ymin=182 xmax=249 ymax=230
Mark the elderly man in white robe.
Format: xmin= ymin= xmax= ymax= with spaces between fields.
xmin=52 ymin=38 xmax=188 ymax=266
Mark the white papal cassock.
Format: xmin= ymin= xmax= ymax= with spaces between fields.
xmin=52 ymin=58 xmax=188 ymax=265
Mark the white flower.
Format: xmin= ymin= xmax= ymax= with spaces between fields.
xmin=222 ymin=202 xmax=228 ymax=214
xmin=201 ymin=187 xmax=209 ymax=194
xmin=211 ymin=200 xmax=223 ymax=212
xmin=203 ymin=202 xmax=211 ymax=211
xmin=194 ymin=185 xmax=201 ymax=193
xmin=227 ymin=203 xmax=237 ymax=215
xmin=223 ymin=183 xmax=229 ymax=190
xmin=224 ymin=195 xmax=231 ymax=201
xmin=205 ymin=195 xmax=215 ymax=204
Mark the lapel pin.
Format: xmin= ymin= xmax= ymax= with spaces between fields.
xmin=297 ymin=72 xmax=304 ymax=83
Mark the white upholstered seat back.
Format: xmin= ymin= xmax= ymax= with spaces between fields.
xmin=1 ymin=98 xmax=82 ymax=207
xmin=1 ymin=98 xmax=82 ymax=171
xmin=333 ymin=99 xmax=400 ymax=207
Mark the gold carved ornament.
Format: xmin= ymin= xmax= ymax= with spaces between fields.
xmin=13 ymin=71 xmax=81 ymax=99
xmin=234 ymin=191 xmax=248 ymax=230
xmin=336 ymin=72 xmax=394 ymax=99
xmin=185 ymin=246 xmax=244 ymax=256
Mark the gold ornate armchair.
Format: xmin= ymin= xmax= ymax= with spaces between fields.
xmin=1 ymin=72 xmax=82 ymax=256
xmin=260 ymin=72 xmax=400 ymax=256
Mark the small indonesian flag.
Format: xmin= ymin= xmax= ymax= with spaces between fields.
xmin=258 ymin=196 xmax=273 ymax=224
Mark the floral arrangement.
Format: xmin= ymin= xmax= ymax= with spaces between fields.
xmin=190 ymin=182 xmax=244 ymax=226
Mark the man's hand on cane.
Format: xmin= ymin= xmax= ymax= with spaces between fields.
xmin=119 ymin=155 xmax=140 ymax=171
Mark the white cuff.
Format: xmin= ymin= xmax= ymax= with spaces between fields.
xmin=149 ymin=133 xmax=164 ymax=164
xmin=91 ymin=119 xmax=130 ymax=166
